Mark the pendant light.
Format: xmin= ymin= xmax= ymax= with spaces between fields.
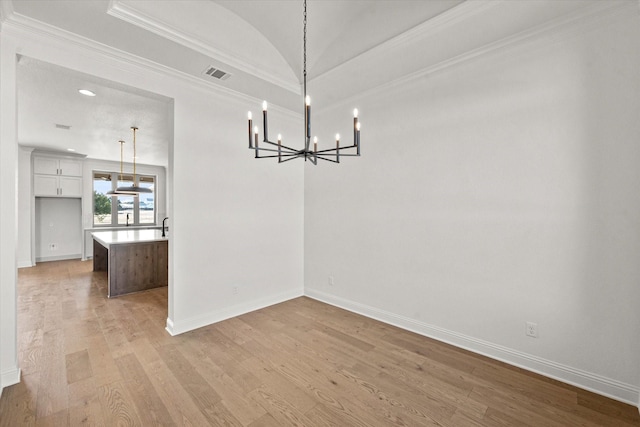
xmin=115 ymin=126 xmax=152 ymax=194
xmin=106 ymin=139 xmax=130 ymax=196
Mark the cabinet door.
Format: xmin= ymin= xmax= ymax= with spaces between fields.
xmin=59 ymin=176 xmax=83 ymax=197
xmin=33 ymin=157 xmax=59 ymax=175
xmin=34 ymin=175 xmax=59 ymax=196
xmin=59 ymin=159 xmax=82 ymax=177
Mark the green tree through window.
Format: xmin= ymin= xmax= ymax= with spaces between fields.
xmin=94 ymin=190 xmax=111 ymax=223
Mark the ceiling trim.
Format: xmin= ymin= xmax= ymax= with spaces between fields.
xmin=0 ymin=0 xmax=15 ymax=24
xmin=316 ymin=0 xmax=634 ymax=114
xmin=107 ymin=0 xmax=300 ymax=95
xmin=2 ymin=8 xmax=300 ymax=121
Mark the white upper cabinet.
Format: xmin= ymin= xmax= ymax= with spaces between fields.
xmin=34 ymin=156 xmax=83 ymax=177
xmin=33 ymin=154 xmax=83 ymax=197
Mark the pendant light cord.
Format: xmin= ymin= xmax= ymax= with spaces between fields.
xmin=119 ymin=140 xmax=125 ymax=181
xmin=131 ymin=127 xmax=138 ymax=182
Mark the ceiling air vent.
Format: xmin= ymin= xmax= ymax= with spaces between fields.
xmin=203 ymin=66 xmax=231 ymax=81
xmin=55 ymin=124 xmax=71 ymax=130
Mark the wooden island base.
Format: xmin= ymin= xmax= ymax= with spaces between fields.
xmin=93 ymin=229 xmax=168 ymax=298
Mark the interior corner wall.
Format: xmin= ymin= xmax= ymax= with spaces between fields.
xmin=304 ymin=11 xmax=640 ymax=404
xmin=16 ymin=147 xmax=32 ymax=268
xmin=0 ymin=30 xmax=20 ymax=393
xmin=168 ymin=91 xmax=304 ymax=334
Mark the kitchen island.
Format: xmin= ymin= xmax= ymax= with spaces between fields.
xmin=92 ymin=229 xmax=168 ymax=298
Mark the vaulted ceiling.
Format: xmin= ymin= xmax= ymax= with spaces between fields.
xmin=2 ymin=0 xmax=605 ymax=166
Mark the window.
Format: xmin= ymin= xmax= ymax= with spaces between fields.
xmin=138 ymin=176 xmax=155 ymax=224
xmin=93 ymin=171 xmax=156 ymax=226
xmin=93 ymin=172 xmax=113 ymax=225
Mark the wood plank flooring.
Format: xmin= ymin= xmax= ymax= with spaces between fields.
xmin=1 ymin=259 xmax=638 ymax=426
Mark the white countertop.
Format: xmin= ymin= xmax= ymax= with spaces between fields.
xmin=92 ymin=229 xmax=168 ymax=248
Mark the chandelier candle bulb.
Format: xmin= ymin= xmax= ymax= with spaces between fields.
xmin=254 ymin=126 xmax=259 ymax=158
xmin=356 ymin=121 xmax=361 ymax=155
xmin=336 ymin=134 xmax=340 ymax=163
xmin=247 ymin=111 xmax=253 ymax=148
xmin=277 ymin=134 xmax=282 ymax=162
xmin=305 ymin=95 xmax=311 ymax=139
xmin=313 ymin=136 xmax=318 ymax=152
xmin=354 ymin=112 xmax=358 ymax=147
xmin=262 ymin=101 xmax=268 ymax=142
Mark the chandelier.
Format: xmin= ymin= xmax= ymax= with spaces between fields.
xmin=247 ymin=0 xmax=361 ymax=164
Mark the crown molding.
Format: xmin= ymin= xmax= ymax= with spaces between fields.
xmin=107 ymin=0 xmax=300 ymax=95
xmin=0 ymin=0 xmax=15 ymax=25
xmin=1 ymin=8 xmax=300 ymax=120
xmin=317 ymin=0 xmax=636 ymax=114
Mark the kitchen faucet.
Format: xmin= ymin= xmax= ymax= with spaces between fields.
xmin=126 ymin=213 xmax=130 ymax=226
xmin=162 ymin=217 xmax=169 ymax=237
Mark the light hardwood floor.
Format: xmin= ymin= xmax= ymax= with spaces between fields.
xmin=1 ymin=259 xmax=638 ymax=426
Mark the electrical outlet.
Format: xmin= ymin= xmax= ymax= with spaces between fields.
xmin=328 ymin=275 xmax=334 ymax=286
xmin=232 ymin=286 xmax=238 ymax=295
xmin=526 ymin=321 xmax=538 ymax=338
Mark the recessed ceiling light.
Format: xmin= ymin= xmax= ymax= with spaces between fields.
xmin=78 ymin=89 xmax=96 ymax=97
xmin=67 ymin=148 xmax=76 ymax=152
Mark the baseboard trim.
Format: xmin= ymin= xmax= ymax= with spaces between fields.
xmin=16 ymin=259 xmax=34 ymax=268
xmin=36 ymin=254 xmax=82 ymax=263
xmin=1 ymin=367 xmax=21 ymax=397
xmin=166 ymin=288 xmax=304 ymax=336
xmin=304 ymin=288 xmax=639 ymax=407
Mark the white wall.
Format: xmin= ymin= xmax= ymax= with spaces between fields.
xmin=168 ymin=92 xmax=304 ymax=333
xmin=0 ymin=28 xmax=21 ymax=393
xmin=0 ymin=11 xmax=304 ymax=393
xmin=304 ymin=8 xmax=640 ymax=404
xmin=16 ymin=146 xmax=32 ymax=267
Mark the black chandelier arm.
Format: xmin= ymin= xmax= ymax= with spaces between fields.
xmin=314 ymin=144 xmax=357 ymax=154
xmin=313 ymin=155 xmax=340 ymax=164
xmin=312 ymin=152 xmax=360 ymax=157
xmin=259 ymin=145 xmax=360 ymax=155
xmin=261 ymin=139 xmax=300 ymax=152
xmin=251 ymin=145 xmax=300 ymax=155
xmin=279 ymin=154 xmax=306 ymax=163
xmin=254 ymin=153 xmax=302 ymax=159
xmin=253 ymin=148 xmax=304 ymax=156
xmin=252 ymin=147 xmax=361 ymax=157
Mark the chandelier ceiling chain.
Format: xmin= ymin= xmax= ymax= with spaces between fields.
xmin=303 ymin=0 xmax=307 ymax=105
xmin=246 ymin=0 xmax=361 ymax=164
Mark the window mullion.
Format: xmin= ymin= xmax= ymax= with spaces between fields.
xmin=134 ymin=178 xmax=140 ymax=225
xmin=111 ymin=172 xmax=118 ymax=226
